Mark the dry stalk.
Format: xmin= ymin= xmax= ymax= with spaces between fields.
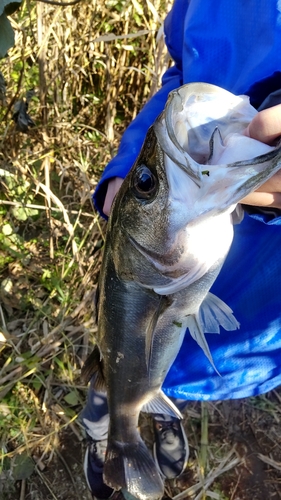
xmin=37 ymin=0 xmax=54 ymax=259
xmin=257 ymin=453 xmax=281 ymax=471
xmin=200 ymin=401 xmax=209 ymax=471
xmin=173 ymin=447 xmax=241 ymax=500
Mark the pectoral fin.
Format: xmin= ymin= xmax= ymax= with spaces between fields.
xmin=198 ymin=292 xmax=240 ymax=333
xmin=186 ymin=292 xmax=240 ymax=373
xmin=145 ymin=295 xmax=171 ymax=369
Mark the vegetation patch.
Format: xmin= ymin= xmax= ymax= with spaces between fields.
xmin=1 ymin=1 xmax=281 ymax=500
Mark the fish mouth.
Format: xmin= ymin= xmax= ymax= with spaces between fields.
xmin=154 ymin=114 xmax=202 ymax=187
xmin=155 ymin=83 xmax=281 ymax=217
xmin=127 ymin=83 xmax=281 ymax=293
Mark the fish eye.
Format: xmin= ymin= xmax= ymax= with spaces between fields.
xmin=132 ymin=165 xmax=158 ymax=201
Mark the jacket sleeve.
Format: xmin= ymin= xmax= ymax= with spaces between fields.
xmin=243 ymin=206 xmax=281 ymax=225
xmin=93 ymin=65 xmax=183 ymax=218
xmin=92 ymin=0 xmax=189 ymax=218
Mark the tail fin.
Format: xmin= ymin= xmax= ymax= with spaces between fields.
xmin=104 ymin=437 xmax=164 ymax=500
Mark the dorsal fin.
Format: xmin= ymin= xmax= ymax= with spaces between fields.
xmin=81 ymin=344 xmax=105 ymax=390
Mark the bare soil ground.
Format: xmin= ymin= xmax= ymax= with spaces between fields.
xmin=4 ymin=391 xmax=281 ymax=500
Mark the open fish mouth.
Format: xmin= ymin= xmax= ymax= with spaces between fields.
xmin=154 ymin=82 xmax=281 ymax=219
xmin=125 ymin=82 xmax=281 ymax=296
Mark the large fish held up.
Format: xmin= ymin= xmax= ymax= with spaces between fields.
xmin=82 ymin=83 xmax=281 ymax=500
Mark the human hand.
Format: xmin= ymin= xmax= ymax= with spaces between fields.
xmin=103 ymin=177 xmax=124 ymax=216
xmin=241 ymin=104 xmax=281 ymax=209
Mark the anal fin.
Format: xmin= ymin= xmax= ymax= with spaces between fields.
xmin=141 ymin=391 xmax=182 ymax=419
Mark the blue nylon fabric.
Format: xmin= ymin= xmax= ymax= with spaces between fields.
xmin=163 ymin=213 xmax=281 ymax=400
xmin=92 ymin=0 xmax=281 ymax=400
xmin=180 ymin=1 xmax=281 ymax=95
xmin=93 ymin=0 xmax=281 ymax=217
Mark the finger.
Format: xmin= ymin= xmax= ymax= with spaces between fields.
xmin=103 ymin=177 xmax=124 ymax=216
xmin=246 ymin=104 xmax=281 ymax=144
xmin=240 ymin=191 xmax=281 ymax=209
xmin=254 ymin=172 xmax=281 ymax=194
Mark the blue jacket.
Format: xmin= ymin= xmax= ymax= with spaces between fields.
xmin=93 ymin=0 xmax=281 ymax=400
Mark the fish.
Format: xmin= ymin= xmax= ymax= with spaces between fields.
xmin=82 ymin=82 xmax=281 ymax=500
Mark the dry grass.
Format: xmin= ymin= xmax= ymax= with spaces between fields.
xmin=0 ymin=0 xmax=173 ymax=497
xmin=1 ymin=1 xmax=281 ymax=500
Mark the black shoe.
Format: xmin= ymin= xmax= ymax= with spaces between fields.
xmin=84 ymin=438 xmax=139 ymax=500
xmin=153 ymin=416 xmax=189 ymax=479
xmin=84 ymin=438 xmax=116 ymax=500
